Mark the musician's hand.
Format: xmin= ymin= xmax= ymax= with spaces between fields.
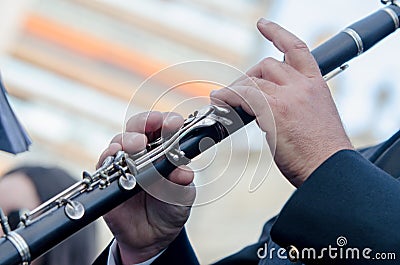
xmin=211 ymin=19 xmax=354 ymax=188
xmin=97 ymin=111 xmax=195 ymax=265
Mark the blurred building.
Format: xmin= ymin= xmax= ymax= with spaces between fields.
xmin=0 ymin=0 xmax=273 ymax=173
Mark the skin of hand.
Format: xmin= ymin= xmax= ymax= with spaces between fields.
xmin=211 ymin=19 xmax=354 ymax=188
xmin=97 ymin=111 xmax=195 ymax=265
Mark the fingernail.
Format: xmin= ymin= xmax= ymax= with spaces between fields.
xmin=257 ymin=18 xmax=270 ymax=25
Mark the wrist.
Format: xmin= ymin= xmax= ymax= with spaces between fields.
xmin=294 ymin=140 xmax=354 ymax=187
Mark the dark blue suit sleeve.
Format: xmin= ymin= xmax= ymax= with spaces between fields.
xmin=92 ymin=229 xmax=198 ymax=265
xmin=152 ymin=228 xmax=199 ymax=265
xmin=270 ymin=150 xmax=400 ymax=264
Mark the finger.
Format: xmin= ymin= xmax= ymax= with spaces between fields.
xmin=125 ymin=111 xmax=163 ymax=134
xmin=146 ymin=112 xmax=184 ymax=141
xmin=256 ymin=19 xmax=320 ymax=78
xmin=110 ymin=133 xmax=122 ymax=144
xmin=246 ymin=57 xmax=303 ymax=86
xmin=121 ymin=132 xmax=147 ymax=154
xmin=211 ymin=85 xmax=275 ymax=132
xmin=110 ymin=132 xmax=148 ymax=154
xmin=210 ymin=86 xmax=254 ymax=115
xmin=241 ymin=88 xmax=276 ymax=134
xmin=125 ymin=112 xmax=184 ymax=142
xmin=161 ymin=112 xmax=184 ymax=135
xmin=235 ymin=75 xmax=279 ymax=95
xmin=211 ymin=77 xmax=278 ymax=110
xmin=96 ymin=142 xmax=122 ymax=169
xmin=246 ymin=63 xmax=263 ymax=78
xmin=231 ymin=73 xmax=252 ymax=84
xmin=168 ymin=166 xmax=194 ymax=186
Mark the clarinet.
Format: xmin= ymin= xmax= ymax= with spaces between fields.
xmin=0 ymin=2 xmax=399 ymax=265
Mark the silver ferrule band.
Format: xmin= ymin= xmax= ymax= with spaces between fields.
xmin=343 ymin=28 xmax=364 ymax=55
xmin=383 ymin=7 xmax=400 ymax=29
xmin=7 ymin=231 xmax=31 ymax=265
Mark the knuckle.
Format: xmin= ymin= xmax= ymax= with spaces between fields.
xmin=210 ymin=89 xmax=222 ymax=101
xmin=110 ymin=133 xmax=122 ymax=144
xmin=292 ymin=39 xmax=309 ymax=51
xmin=126 ymin=112 xmax=149 ymax=130
xmin=302 ymin=79 xmax=320 ymax=94
xmin=249 ymin=77 xmax=262 ymax=88
xmin=270 ymin=82 xmax=278 ymax=94
xmin=260 ymin=57 xmax=275 ymax=67
xmin=242 ymin=85 xmax=253 ymax=101
xmin=270 ymin=97 xmax=289 ymax=118
xmin=249 ymin=76 xmax=258 ymax=82
xmin=125 ymin=117 xmax=136 ymax=130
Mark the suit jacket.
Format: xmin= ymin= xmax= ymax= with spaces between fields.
xmin=93 ymin=130 xmax=400 ymax=265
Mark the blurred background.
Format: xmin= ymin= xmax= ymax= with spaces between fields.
xmin=0 ymin=0 xmax=399 ymax=264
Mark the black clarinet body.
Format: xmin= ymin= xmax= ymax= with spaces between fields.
xmin=0 ymin=3 xmax=399 ymax=265
xmin=312 ymin=3 xmax=400 ymax=76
